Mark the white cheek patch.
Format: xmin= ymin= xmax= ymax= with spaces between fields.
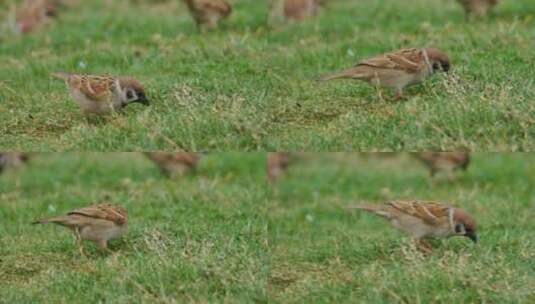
xmin=448 ymin=208 xmax=455 ymax=231
xmin=422 ymin=49 xmax=432 ymax=74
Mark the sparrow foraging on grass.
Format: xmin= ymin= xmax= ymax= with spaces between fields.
xmin=349 ymin=200 xmax=478 ymax=252
xmin=413 ymin=152 xmax=470 ymax=178
xmin=145 ymin=152 xmax=202 ymax=177
xmin=318 ymin=48 xmax=450 ymax=100
xmin=267 ymin=152 xmax=291 ymax=183
xmin=182 ymin=0 xmax=232 ymax=31
xmin=0 ymin=152 xmax=30 ymax=173
xmin=13 ymin=0 xmax=60 ymax=34
xmin=269 ymin=0 xmax=321 ymax=23
xmin=51 ymin=72 xmax=149 ymax=115
xmin=456 ymin=0 xmax=498 ymax=19
xmin=32 ymin=203 xmax=127 ymax=255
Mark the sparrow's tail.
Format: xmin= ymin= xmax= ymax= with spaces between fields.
xmin=31 ymin=216 xmax=67 ymax=225
xmin=347 ymin=204 xmax=381 ymax=212
xmin=347 ymin=204 xmax=391 ymax=219
xmin=316 ymin=68 xmax=362 ymax=82
xmin=50 ymin=72 xmax=72 ymax=81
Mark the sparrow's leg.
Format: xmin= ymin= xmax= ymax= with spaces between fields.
xmin=393 ymin=88 xmax=404 ymax=101
xmin=415 ymin=239 xmax=433 ymax=254
xmin=96 ymin=239 xmax=113 ymax=254
xmin=74 ymin=228 xmax=85 ymax=257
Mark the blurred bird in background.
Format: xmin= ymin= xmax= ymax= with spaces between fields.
xmin=413 ymin=152 xmax=470 ymax=178
xmin=267 ymin=152 xmax=292 ymax=183
xmin=145 ymin=152 xmax=202 ymax=177
xmin=269 ymin=0 xmax=321 ymax=25
xmin=181 ymin=0 xmax=232 ymax=31
xmin=12 ymin=0 xmax=61 ymax=34
xmin=0 ymin=152 xmax=30 ymax=173
xmin=456 ymin=0 xmax=499 ymax=19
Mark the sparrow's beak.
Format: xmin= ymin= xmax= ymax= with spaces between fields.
xmin=137 ymin=95 xmax=150 ymax=106
xmin=466 ymin=232 xmax=478 ymax=243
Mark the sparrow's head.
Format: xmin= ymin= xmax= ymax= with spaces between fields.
xmin=425 ymin=48 xmax=450 ymax=73
xmin=453 ymin=208 xmax=478 ymax=243
xmin=120 ymin=78 xmax=149 ymax=106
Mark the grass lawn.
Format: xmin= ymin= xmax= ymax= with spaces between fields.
xmin=269 ymin=153 xmax=535 ymax=303
xmin=0 ymin=153 xmax=268 ymax=302
xmin=1 ymin=0 xmax=535 ymax=151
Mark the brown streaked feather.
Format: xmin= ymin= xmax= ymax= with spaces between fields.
xmin=74 ymin=75 xmax=116 ymax=102
xmin=357 ymin=49 xmax=423 ymax=73
xmin=67 ymin=204 xmax=127 ymax=225
xmin=388 ymin=200 xmax=450 ymax=225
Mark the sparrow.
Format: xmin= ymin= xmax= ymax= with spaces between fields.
xmin=182 ymin=0 xmax=232 ymax=31
xmin=51 ymin=72 xmax=149 ymax=115
xmin=32 ymin=203 xmax=127 ymax=255
xmin=145 ymin=152 xmax=202 ymax=177
xmin=267 ymin=152 xmax=291 ymax=183
xmin=349 ymin=200 xmax=478 ymax=251
xmin=269 ymin=0 xmax=320 ymax=23
xmin=0 ymin=152 xmax=30 ymax=173
xmin=318 ymin=48 xmax=451 ymax=100
xmin=456 ymin=0 xmax=498 ymax=19
xmin=413 ymin=152 xmax=470 ymax=177
xmin=14 ymin=0 xmax=60 ymax=34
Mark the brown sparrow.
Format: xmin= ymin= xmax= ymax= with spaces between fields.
xmin=145 ymin=152 xmax=201 ymax=177
xmin=51 ymin=72 xmax=149 ymax=115
xmin=267 ymin=152 xmax=291 ymax=183
xmin=182 ymin=0 xmax=232 ymax=30
xmin=414 ymin=152 xmax=470 ymax=177
xmin=318 ymin=48 xmax=450 ymax=100
xmin=350 ymin=200 xmax=478 ymax=251
xmin=32 ymin=203 xmax=127 ymax=255
xmin=0 ymin=152 xmax=30 ymax=173
xmin=14 ymin=0 xmax=61 ymax=34
xmin=269 ymin=0 xmax=320 ymax=22
xmin=456 ymin=0 xmax=498 ymax=19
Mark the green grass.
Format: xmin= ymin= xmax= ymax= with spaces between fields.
xmin=1 ymin=153 xmax=534 ymax=302
xmin=269 ymin=153 xmax=535 ymax=303
xmin=1 ymin=0 xmax=535 ymax=150
xmin=0 ymin=153 xmax=268 ymax=302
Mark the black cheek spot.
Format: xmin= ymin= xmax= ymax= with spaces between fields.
xmin=126 ymin=91 xmax=134 ymax=99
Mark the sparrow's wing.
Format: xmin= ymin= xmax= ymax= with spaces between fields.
xmin=71 ymin=75 xmax=116 ymax=102
xmin=357 ymin=49 xmax=422 ymax=73
xmin=389 ymin=201 xmax=450 ymax=225
xmin=68 ymin=204 xmax=127 ymax=225
xmin=200 ymin=0 xmax=232 ymax=16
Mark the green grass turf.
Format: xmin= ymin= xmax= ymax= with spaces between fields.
xmin=0 ymin=153 xmax=268 ymax=302
xmin=268 ymin=153 xmax=535 ymax=303
xmin=1 ymin=0 xmax=535 ymax=150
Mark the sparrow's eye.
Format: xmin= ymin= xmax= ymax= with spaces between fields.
xmin=126 ymin=90 xmax=134 ymax=100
